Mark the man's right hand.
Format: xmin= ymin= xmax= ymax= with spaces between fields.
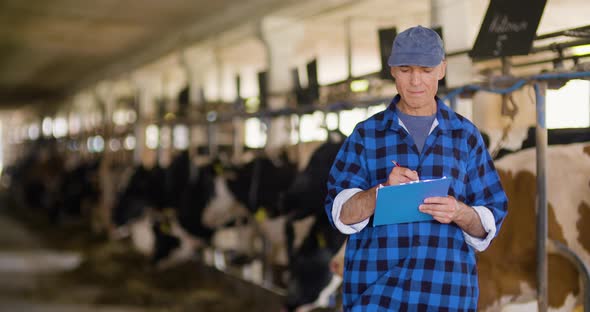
xmin=385 ymin=165 xmax=419 ymax=186
xmin=339 ymin=165 xmax=419 ymax=225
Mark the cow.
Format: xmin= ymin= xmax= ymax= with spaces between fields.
xmin=110 ymin=152 xmax=219 ymax=263
xmin=279 ymin=138 xmax=348 ymax=311
xmin=196 ymin=153 xmax=310 ymax=282
xmin=478 ymin=142 xmax=590 ymax=312
xmin=111 ymin=164 xmax=166 ymax=229
xmin=114 ymin=151 xmax=299 ymax=269
xmin=48 ymin=158 xmax=101 ymax=224
xmin=12 ymin=140 xmax=65 ymax=214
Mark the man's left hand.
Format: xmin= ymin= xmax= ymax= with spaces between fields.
xmin=419 ymin=196 xmax=462 ymax=224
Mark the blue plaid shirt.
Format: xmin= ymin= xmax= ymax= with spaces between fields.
xmin=325 ymin=95 xmax=508 ymax=311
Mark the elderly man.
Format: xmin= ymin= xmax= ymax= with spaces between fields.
xmin=325 ymin=25 xmax=508 ymax=311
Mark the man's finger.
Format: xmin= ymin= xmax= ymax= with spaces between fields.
xmin=401 ymin=168 xmax=419 ymax=181
xmin=423 ymin=196 xmax=448 ymax=204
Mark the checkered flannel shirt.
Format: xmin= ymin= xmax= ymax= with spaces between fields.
xmin=325 ymin=95 xmax=508 ymax=311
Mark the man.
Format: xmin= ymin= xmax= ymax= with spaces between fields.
xmin=324 ymin=26 xmax=508 ymax=311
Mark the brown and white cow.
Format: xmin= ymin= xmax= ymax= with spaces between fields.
xmin=478 ymin=142 xmax=590 ymax=312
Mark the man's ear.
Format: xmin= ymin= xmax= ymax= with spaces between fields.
xmin=390 ymin=67 xmax=396 ymax=79
xmin=438 ymin=60 xmax=447 ymax=80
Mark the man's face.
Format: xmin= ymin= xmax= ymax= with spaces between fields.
xmin=390 ymin=61 xmax=446 ymax=115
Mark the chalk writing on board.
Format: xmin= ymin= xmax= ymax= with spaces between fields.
xmin=470 ymin=0 xmax=547 ymax=58
xmin=494 ymin=34 xmax=508 ymax=56
xmin=489 ymin=14 xmax=528 ymax=34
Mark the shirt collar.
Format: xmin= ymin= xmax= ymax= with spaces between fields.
xmin=378 ymin=94 xmax=462 ymax=132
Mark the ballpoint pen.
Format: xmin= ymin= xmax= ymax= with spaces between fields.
xmin=392 ymin=160 xmax=421 ymax=183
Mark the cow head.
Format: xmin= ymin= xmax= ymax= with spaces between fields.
xmin=225 ymin=155 xmax=297 ymax=218
xmin=281 ymin=141 xmax=343 ymax=220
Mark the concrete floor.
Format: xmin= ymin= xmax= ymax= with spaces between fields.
xmin=0 ymin=196 xmax=287 ymax=312
xmin=0 ymin=210 xmax=147 ymax=312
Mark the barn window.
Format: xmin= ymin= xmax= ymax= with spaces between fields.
xmin=112 ymin=109 xmax=127 ymax=126
xmin=52 ymin=117 xmax=68 ymax=138
xmin=146 ymin=124 xmax=159 ymax=149
xmin=299 ymin=111 xmax=327 ymax=142
xmin=367 ymin=103 xmax=387 ymax=117
xmin=546 ymin=79 xmax=590 ymax=129
xmin=339 ymin=108 xmax=367 ymax=136
xmin=173 ymin=124 xmax=189 ymax=150
xmin=124 ymin=135 xmax=136 ymax=150
xmin=42 ymin=117 xmax=53 ymax=137
xmin=28 ymin=123 xmax=40 ymax=140
xmin=108 ymin=139 xmax=121 ymax=152
xmin=326 ymin=112 xmax=339 ymax=131
xmin=87 ymin=136 xmax=104 ymax=153
xmin=244 ymin=118 xmax=267 ymax=148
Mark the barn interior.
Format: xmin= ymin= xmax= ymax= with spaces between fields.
xmin=0 ymin=0 xmax=589 ymax=311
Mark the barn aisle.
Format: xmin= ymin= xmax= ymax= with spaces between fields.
xmin=0 ymin=202 xmax=149 ymax=312
xmin=0 ymin=194 xmax=284 ymax=312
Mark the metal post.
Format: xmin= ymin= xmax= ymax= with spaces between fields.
xmin=207 ymin=122 xmax=218 ymax=158
xmin=534 ymin=82 xmax=548 ymax=312
xmin=346 ymin=17 xmax=353 ymax=81
xmin=133 ymin=88 xmax=145 ymax=166
xmin=232 ymin=117 xmax=243 ymax=163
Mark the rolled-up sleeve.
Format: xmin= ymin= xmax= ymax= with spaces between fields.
xmin=462 ymin=205 xmax=497 ymax=251
xmin=331 ymin=188 xmax=369 ymax=234
xmin=325 ymin=127 xmax=370 ymax=228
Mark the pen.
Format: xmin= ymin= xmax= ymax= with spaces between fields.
xmin=392 ymin=160 xmax=420 ymax=182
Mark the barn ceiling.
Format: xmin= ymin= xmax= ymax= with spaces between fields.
xmin=0 ymin=0 xmax=588 ymax=110
xmin=0 ymin=0 xmax=307 ymax=108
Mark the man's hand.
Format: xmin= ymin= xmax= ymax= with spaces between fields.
xmin=419 ymin=196 xmax=487 ymax=238
xmin=385 ymin=166 xmax=419 ymax=186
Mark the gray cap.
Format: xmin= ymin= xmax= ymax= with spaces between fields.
xmin=387 ymin=26 xmax=444 ymax=67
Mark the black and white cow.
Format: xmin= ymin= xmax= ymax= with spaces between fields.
xmin=114 ymin=151 xmax=298 ymax=267
xmin=280 ymin=138 xmax=347 ymax=311
xmin=48 ymin=158 xmax=101 ymax=224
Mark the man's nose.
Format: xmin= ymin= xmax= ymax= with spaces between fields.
xmin=410 ymin=71 xmax=421 ymax=85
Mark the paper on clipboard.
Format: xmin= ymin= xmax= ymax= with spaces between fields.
xmin=373 ymin=177 xmax=451 ymax=226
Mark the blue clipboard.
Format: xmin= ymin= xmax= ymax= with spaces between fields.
xmin=373 ymin=177 xmax=452 ymax=226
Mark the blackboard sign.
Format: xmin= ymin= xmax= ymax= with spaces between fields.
xmin=257 ymin=71 xmax=268 ymax=110
xmin=470 ymin=0 xmax=547 ymax=58
xmin=432 ymin=26 xmax=447 ymax=89
xmin=306 ymin=59 xmax=319 ymax=102
xmin=292 ymin=59 xmax=320 ymax=106
xmin=378 ymin=27 xmax=397 ymax=80
xmin=177 ymin=86 xmax=189 ymax=117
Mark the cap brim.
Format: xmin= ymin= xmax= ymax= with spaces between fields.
xmin=388 ymin=53 xmax=442 ymax=67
